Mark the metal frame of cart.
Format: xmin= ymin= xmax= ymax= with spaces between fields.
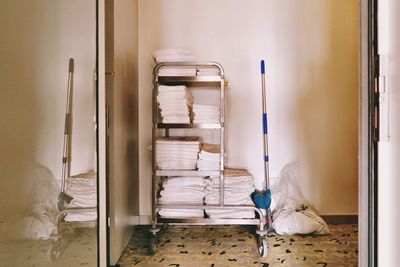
xmin=151 ymin=62 xmax=268 ymax=257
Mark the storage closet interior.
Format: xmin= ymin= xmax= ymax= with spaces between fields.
xmin=107 ymin=0 xmax=359 ymax=264
xmin=137 ymin=0 xmax=359 ymax=220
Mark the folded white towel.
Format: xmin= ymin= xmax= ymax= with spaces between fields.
xmin=164 ymin=176 xmax=206 ymax=186
xmin=64 ymin=211 xmax=97 ymax=222
xmin=158 ymin=67 xmax=197 ymax=77
xmin=193 ymin=104 xmax=220 ymax=109
xmin=159 ymin=208 xmax=204 ymax=218
xmin=160 ymin=187 xmax=205 ymax=197
xmin=205 ymin=209 xmax=255 ymax=219
xmin=157 ymin=162 xmax=197 ymax=170
xmin=155 ymin=54 xmax=196 ymax=63
xmin=197 ymin=160 xmax=220 ymax=171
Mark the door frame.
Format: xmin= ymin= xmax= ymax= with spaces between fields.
xmin=360 ymin=0 xmax=378 ymax=266
xmin=95 ymin=0 xmax=376 ymax=265
xmin=97 ymin=0 xmax=108 ymax=266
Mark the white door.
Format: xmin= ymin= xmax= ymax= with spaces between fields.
xmin=377 ymin=0 xmax=400 ymax=265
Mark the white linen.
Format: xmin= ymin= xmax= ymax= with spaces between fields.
xmin=65 ymin=172 xmax=97 ymax=222
xmin=158 ymin=176 xmax=206 ymax=218
xmin=197 ymin=144 xmax=220 ymax=171
xmin=158 ymin=67 xmax=197 ymax=77
xmin=205 ymin=169 xmax=256 ymax=219
xmin=157 ymin=85 xmax=193 ymax=124
xmin=193 ymin=104 xmax=220 ymax=124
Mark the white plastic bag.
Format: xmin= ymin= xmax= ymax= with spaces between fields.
xmin=270 ymin=162 xmax=330 ymax=235
xmin=0 ymin=164 xmax=58 ymax=240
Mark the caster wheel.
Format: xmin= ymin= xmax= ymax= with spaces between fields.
xmin=149 ymin=235 xmax=157 ymax=255
xmin=258 ymin=237 xmax=268 ymax=257
xmin=50 ymin=239 xmax=61 ymax=261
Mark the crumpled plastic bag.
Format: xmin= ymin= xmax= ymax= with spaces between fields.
xmin=270 ymin=162 xmax=330 ymax=235
xmin=0 ymin=164 xmax=59 ymax=240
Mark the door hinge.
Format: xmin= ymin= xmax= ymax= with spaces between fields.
xmin=107 ymin=217 xmax=111 ymax=227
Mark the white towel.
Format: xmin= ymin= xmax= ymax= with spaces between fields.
xmin=205 ymin=209 xmax=255 ymax=219
xmin=158 ymin=67 xmax=197 ymax=77
xmin=64 ymin=211 xmax=97 ymax=222
xmin=159 ymin=209 xmax=204 ymax=218
xmin=155 ymin=54 xmax=196 ymax=63
xmin=197 ymin=160 xmax=220 ymax=171
xmin=163 ymin=176 xmax=206 ymax=186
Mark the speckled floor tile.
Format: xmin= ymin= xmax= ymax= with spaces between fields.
xmin=0 ymin=227 xmax=97 ymax=267
xmin=117 ymin=224 xmax=358 ymax=266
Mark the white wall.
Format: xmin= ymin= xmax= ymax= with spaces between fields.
xmin=138 ymin=0 xmax=359 ymax=215
xmin=378 ymin=0 xmax=400 ymax=265
xmin=0 ymin=1 xmax=96 ymax=216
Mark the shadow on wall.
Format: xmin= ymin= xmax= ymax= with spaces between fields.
xmin=294 ymin=0 xmax=358 ymax=214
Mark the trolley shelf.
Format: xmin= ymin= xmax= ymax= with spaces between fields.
xmin=157 ymin=75 xmax=222 ymax=83
xmin=156 ymin=217 xmax=261 ymax=225
xmin=154 ymin=123 xmax=221 ymax=129
xmin=155 ymin=170 xmax=220 ymax=176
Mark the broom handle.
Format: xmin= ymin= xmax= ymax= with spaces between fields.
xmin=61 ymin=58 xmax=74 ymax=193
xmin=261 ymin=60 xmax=270 ymax=190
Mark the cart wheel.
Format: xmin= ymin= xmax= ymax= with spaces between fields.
xmin=149 ymin=235 xmax=157 ymax=255
xmin=258 ymin=237 xmax=268 ymax=257
xmin=50 ymin=238 xmax=61 ymax=261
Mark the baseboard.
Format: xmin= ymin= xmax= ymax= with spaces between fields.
xmin=321 ymin=215 xmax=358 ymax=225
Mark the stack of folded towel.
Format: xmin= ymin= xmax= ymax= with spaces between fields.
xmin=158 ymin=176 xmax=206 ymax=218
xmin=156 ymin=137 xmax=200 ymax=170
xmin=197 ymin=144 xmax=220 ymax=171
xmin=153 ymin=48 xmax=197 ymax=76
xmin=152 ymin=48 xmax=196 ymax=64
xmin=193 ymin=104 xmax=220 ymax=124
xmin=157 ymin=85 xmax=193 ymax=123
xmin=205 ymin=169 xmax=256 ymax=219
xmin=65 ymin=171 xmax=97 ymax=222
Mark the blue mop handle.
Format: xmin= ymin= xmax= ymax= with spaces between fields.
xmin=261 ymin=60 xmax=270 ymax=189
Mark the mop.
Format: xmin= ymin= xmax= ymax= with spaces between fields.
xmin=57 ymin=58 xmax=74 ymax=211
xmin=252 ymin=60 xmax=272 ymax=227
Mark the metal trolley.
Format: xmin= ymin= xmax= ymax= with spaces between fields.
xmin=150 ymin=62 xmax=269 ymax=257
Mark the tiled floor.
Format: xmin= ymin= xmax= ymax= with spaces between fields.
xmin=0 ymin=227 xmax=97 ymax=267
xmin=118 ymin=224 xmax=358 ymax=266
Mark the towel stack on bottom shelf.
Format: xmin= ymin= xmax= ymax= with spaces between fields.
xmin=205 ymin=169 xmax=256 ymax=219
xmin=156 ymin=137 xmax=200 ymax=170
xmin=158 ymin=177 xmax=206 ymax=218
xmin=65 ymin=171 xmax=97 ymax=222
xmin=193 ymin=104 xmax=220 ymax=124
xmin=157 ymin=85 xmax=193 ymax=124
xmin=197 ymin=144 xmax=220 ymax=171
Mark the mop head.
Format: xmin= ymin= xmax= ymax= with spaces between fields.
xmin=251 ymin=189 xmax=271 ymax=209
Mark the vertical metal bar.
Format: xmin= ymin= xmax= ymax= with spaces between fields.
xmin=152 ymin=73 xmax=157 ymax=229
xmin=219 ymin=67 xmax=225 ymax=206
xmin=261 ymin=60 xmax=270 ymax=189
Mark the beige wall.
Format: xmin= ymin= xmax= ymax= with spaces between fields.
xmin=0 ymin=1 xmax=96 ymax=216
xmin=138 ymin=0 xmax=359 ymax=215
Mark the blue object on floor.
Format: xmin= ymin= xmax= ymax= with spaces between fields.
xmin=251 ymin=189 xmax=272 ymax=209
